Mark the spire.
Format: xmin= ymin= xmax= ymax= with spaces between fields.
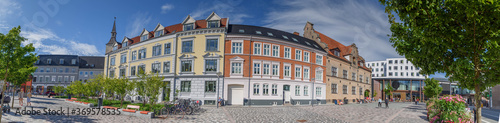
xmin=107 ymin=17 xmax=118 ymax=45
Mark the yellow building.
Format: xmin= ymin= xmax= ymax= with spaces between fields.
xmin=104 ymin=12 xmax=228 ymax=104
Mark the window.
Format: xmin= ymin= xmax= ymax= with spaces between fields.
xmin=231 ymin=42 xmax=242 ymax=54
xmin=132 ymin=51 xmax=137 ymax=60
xmin=366 ymin=77 xmax=369 ymax=83
xmin=395 ymin=72 xmax=398 ymax=76
xmin=360 ymin=87 xmax=363 ymax=95
xmin=119 ymin=68 xmax=126 ymax=77
xmin=394 ymin=66 xmax=398 ymax=70
xmin=231 ymin=62 xmax=242 ymax=74
xmin=295 ymin=85 xmax=300 ymax=96
xmin=303 ymin=68 xmax=309 ymax=79
xmin=284 ymin=47 xmax=291 ymax=58
xmin=331 ymin=67 xmax=338 ymax=77
xmin=110 ymin=57 xmax=115 ymax=66
xmin=72 ymin=68 xmax=75 ymax=73
xmin=181 ymin=60 xmax=193 ymax=72
xmin=272 ymin=45 xmax=279 ymax=57
xmin=70 ymin=76 xmax=75 ymax=82
xmin=36 ymin=60 xmax=40 ymax=64
xmin=141 ymin=34 xmax=148 ymax=41
xmin=120 ymin=54 xmax=127 ymax=63
xmin=205 ymin=81 xmax=216 ymax=92
xmin=58 ymin=76 xmax=63 ymax=82
xmin=182 ymin=41 xmax=193 ymax=53
xmin=343 ymin=85 xmax=348 ymax=94
xmin=316 ymin=55 xmax=323 ymax=65
xmin=131 ymin=66 xmax=136 ymax=76
xmin=181 ymin=81 xmax=191 ymax=92
xmin=109 ymin=70 xmax=115 ymax=78
xmin=164 ymin=43 xmax=171 ymax=54
xmin=90 ymin=72 xmax=93 ymax=75
xmin=208 ymin=21 xmax=219 ymax=28
xmin=253 ymin=63 xmax=261 ymax=75
xmin=411 ymin=66 xmax=414 ymax=70
xmin=272 ymin=64 xmax=279 ymax=76
xmin=389 ymin=66 xmax=392 ymax=70
xmin=59 ymin=68 xmax=63 ymax=73
xmin=295 ymin=50 xmax=302 ymax=61
xmin=138 ymin=65 xmax=146 ymax=75
xmin=267 ymin=32 xmax=273 ymax=36
xmin=359 ymin=75 xmax=363 ymax=82
xmin=151 ymin=63 xmax=161 ymax=73
xmin=205 ymin=60 xmax=217 ymax=72
xmin=113 ymin=46 xmax=117 ymax=50
xmin=206 ymin=39 xmax=218 ymax=51
xmin=263 ymin=64 xmax=270 ymax=75
xmin=253 ymin=43 xmax=261 ymax=55
xmin=263 ymin=84 xmax=269 ymax=95
xmin=272 ymin=84 xmax=278 ymax=95
xmin=238 ymin=29 xmax=244 ymax=33
xmin=155 ymin=30 xmax=163 ymax=37
xmin=263 ymin=44 xmax=270 ymax=56
xmin=47 ymin=59 xmax=52 ymax=64
xmin=65 ymin=68 xmax=69 ymax=73
xmin=256 ymin=31 xmax=262 ymax=34
xmin=411 ymin=72 xmax=414 ymax=76
xmin=184 ymin=23 xmax=194 ymax=31
xmin=417 ymin=73 xmax=420 ymax=76
xmin=284 ymin=66 xmax=291 ymax=77
xmin=316 ymin=69 xmax=323 ymax=81
xmin=152 ymin=45 xmax=162 ymax=56
xmin=303 ymin=52 xmax=310 ymax=62
xmin=334 ymin=50 xmax=340 ymax=56
xmin=395 ymin=60 xmax=398 ymax=64
xmin=282 ymin=35 xmax=289 ymax=40
xmin=343 ymin=70 xmax=348 ymax=79
xmin=53 ymin=68 xmax=56 ymax=73
xmin=292 ymin=38 xmax=298 ymax=42
xmin=59 ymin=59 xmax=64 ymax=64
xmin=389 ymin=72 xmax=393 ymax=76
xmin=352 ymin=86 xmax=356 ymax=95
xmin=85 ymin=72 xmax=88 ymax=75
xmin=40 ymin=68 xmax=44 ymax=72
xmin=163 ymin=62 xmax=170 ymax=73
xmin=295 ymin=67 xmax=301 ymax=78
xmin=316 ymin=87 xmax=321 ymax=96
xmin=253 ymin=84 xmax=260 ymax=95
xmin=138 ymin=49 xmax=146 ymax=59
xmin=389 ymin=60 xmax=393 ymax=64
xmin=405 ymin=66 xmax=408 ymax=70
xmin=304 ymin=86 xmax=309 ymax=96
xmin=332 ymin=84 xmax=338 ymax=94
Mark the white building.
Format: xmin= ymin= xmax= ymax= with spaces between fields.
xmin=366 ymin=58 xmax=426 ymax=79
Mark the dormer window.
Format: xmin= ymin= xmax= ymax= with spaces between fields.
xmin=282 ymin=35 xmax=289 ymax=40
xmin=59 ymin=59 xmax=64 ymax=64
xmin=141 ymin=34 xmax=148 ymax=41
xmin=292 ymin=38 xmax=298 ymax=42
xmin=184 ymin=23 xmax=194 ymax=31
xmin=267 ymin=32 xmax=273 ymax=36
xmin=71 ymin=59 xmax=76 ymax=64
xmin=208 ymin=20 xmax=219 ymax=28
xmin=155 ymin=30 xmax=164 ymax=37
xmin=123 ymin=41 xmax=128 ymax=47
xmin=256 ymin=31 xmax=262 ymax=34
xmin=334 ymin=50 xmax=340 ymax=56
xmin=47 ymin=59 xmax=52 ymax=64
xmin=113 ymin=45 xmax=117 ymax=50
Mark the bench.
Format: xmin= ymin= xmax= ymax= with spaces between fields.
xmin=71 ymin=98 xmax=77 ymax=100
xmin=123 ymin=105 xmax=140 ymax=113
xmin=139 ymin=111 xmax=150 ymax=114
xmin=102 ymin=106 xmax=119 ymax=110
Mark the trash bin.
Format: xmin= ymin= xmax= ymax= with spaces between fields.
xmin=333 ymin=100 xmax=338 ymax=105
xmin=68 ymin=95 xmax=71 ymax=100
xmin=344 ymin=99 xmax=349 ymax=104
xmin=98 ymin=98 xmax=103 ymax=108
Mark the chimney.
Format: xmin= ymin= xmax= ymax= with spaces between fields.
xmin=293 ymin=32 xmax=300 ymax=35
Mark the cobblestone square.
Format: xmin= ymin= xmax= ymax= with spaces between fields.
xmin=2 ymin=96 xmax=428 ymax=123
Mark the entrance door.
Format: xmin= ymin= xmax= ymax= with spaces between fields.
xmin=283 ymin=85 xmax=290 ymax=103
xmin=228 ymin=85 xmax=244 ymax=105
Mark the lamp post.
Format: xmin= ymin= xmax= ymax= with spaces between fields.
xmin=311 ymin=78 xmax=315 ymax=107
xmin=216 ymin=72 xmax=222 ymax=108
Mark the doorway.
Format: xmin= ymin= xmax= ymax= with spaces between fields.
xmin=228 ymin=85 xmax=244 ymax=105
xmin=283 ymin=85 xmax=290 ymax=104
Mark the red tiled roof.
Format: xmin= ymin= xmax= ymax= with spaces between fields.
xmin=314 ymin=31 xmax=371 ymax=71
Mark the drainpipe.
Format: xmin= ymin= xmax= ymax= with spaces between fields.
xmin=173 ymin=34 xmax=178 ymax=101
xmin=248 ymin=36 xmax=253 ymax=107
xmin=310 ymin=55 xmax=314 ymax=107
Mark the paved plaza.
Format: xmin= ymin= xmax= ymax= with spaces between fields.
xmin=1 ymin=96 xmax=428 ymax=123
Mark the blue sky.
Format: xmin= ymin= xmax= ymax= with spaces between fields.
xmin=0 ymin=0 xmax=446 ymax=78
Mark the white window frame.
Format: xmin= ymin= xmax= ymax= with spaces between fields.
xmin=316 ymin=55 xmax=323 ymax=65
xmin=262 ymin=63 xmax=270 ymax=75
xmin=253 ymin=84 xmax=260 ymax=95
xmin=304 ymin=86 xmax=309 ymax=96
xmin=283 ymin=64 xmax=291 ymax=78
xmin=253 ymin=62 xmax=261 ymax=75
xmin=231 ymin=40 xmax=243 ymax=54
xmin=295 ymin=85 xmax=300 ymax=96
xmin=272 ymin=84 xmax=278 ymax=95
xmin=315 ymin=67 xmax=323 ymax=82
xmin=272 ymin=45 xmax=280 ymax=57
xmin=263 ymin=84 xmax=269 ymax=95
xmin=253 ymin=42 xmax=261 ymax=55
xmin=271 ymin=63 xmax=279 ymax=76
xmin=284 ymin=47 xmax=291 ymax=59
xmin=263 ymin=43 xmax=271 ymax=56
xmin=303 ymin=67 xmax=310 ymax=80
xmin=295 ymin=49 xmax=302 ymax=61
xmin=295 ymin=66 xmax=302 ymax=80
xmin=303 ymin=51 xmax=310 ymax=62
xmin=316 ymin=87 xmax=322 ymax=96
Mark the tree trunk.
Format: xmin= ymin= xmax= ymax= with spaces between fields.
xmin=0 ymin=63 xmax=10 ymax=120
xmin=120 ymin=94 xmax=124 ymax=107
xmin=475 ymin=85 xmax=482 ymax=123
xmin=11 ymin=86 xmax=16 ymax=109
xmin=142 ymin=97 xmax=146 ymax=107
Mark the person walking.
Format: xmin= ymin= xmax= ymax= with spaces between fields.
xmin=378 ymin=98 xmax=382 ymax=107
xmin=19 ymin=89 xmax=24 ymax=106
xmin=27 ymin=91 xmax=32 ymax=106
xmin=385 ymin=98 xmax=389 ymax=108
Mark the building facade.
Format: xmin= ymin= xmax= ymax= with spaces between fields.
xmin=366 ymin=58 xmax=427 ymax=101
xmin=224 ymin=24 xmax=327 ymax=106
xmin=78 ymin=56 xmax=105 ymax=82
xmin=303 ymin=22 xmax=372 ymax=104
xmin=32 ymin=55 xmax=79 ymax=93
xmin=104 ymin=12 xmax=227 ymax=104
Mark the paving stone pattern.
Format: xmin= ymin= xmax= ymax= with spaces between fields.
xmin=2 ymin=96 xmax=428 ymax=123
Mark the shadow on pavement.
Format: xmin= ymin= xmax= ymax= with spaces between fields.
xmin=30 ymin=101 xmax=57 ymax=105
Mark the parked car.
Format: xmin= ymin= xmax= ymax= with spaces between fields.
xmin=45 ymin=91 xmax=58 ymax=96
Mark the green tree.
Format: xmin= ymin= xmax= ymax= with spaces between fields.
xmin=373 ymin=91 xmax=378 ymax=98
xmin=384 ymin=84 xmax=393 ymax=98
xmin=67 ymin=80 xmax=84 ymax=97
xmin=424 ymin=78 xmax=443 ymax=99
xmin=379 ymin=0 xmax=500 ymax=122
xmin=364 ymin=90 xmax=370 ymax=97
xmin=54 ymin=85 xmax=65 ymax=95
xmin=136 ymin=71 xmax=166 ymax=109
xmin=114 ymin=77 xmax=134 ymax=107
xmin=0 ymin=26 xmax=37 ymax=119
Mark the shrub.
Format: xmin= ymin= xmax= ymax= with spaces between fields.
xmin=428 ymin=95 xmax=473 ymax=123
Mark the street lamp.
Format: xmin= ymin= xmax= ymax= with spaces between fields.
xmin=216 ymin=72 xmax=222 ymax=108
xmin=311 ymin=78 xmax=315 ymax=107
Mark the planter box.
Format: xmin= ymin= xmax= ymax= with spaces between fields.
xmin=117 ymin=108 xmax=154 ymax=118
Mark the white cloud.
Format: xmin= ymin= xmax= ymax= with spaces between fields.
xmin=161 ymin=3 xmax=174 ymax=14
xmin=264 ymin=0 xmax=401 ymax=61
xmin=126 ymin=12 xmax=152 ymax=37
xmin=21 ymin=24 xmax=101 ymax=56
xmin=190 ymin=0 xmax=250 ymax=23
xmin=0 ymin=0 xmax=21 ymax=33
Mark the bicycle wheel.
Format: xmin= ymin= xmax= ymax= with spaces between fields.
xmin=185 ymin=106 xmax=193 ymax=115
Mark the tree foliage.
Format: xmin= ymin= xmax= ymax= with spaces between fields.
xmin=424 ymin=78 xmax=443 ymax=98
xmin=54 ymin=85 xmax=65 ymax=95
xmin=136 ymin=71 xmax=166 ymax=109
xmin=114 ymin=77 xmax=134 ymax=107
xmin=0 ymin=26 xmax=37 ymax=119
xmin=379 ymin=0 xmax=500 ymax=122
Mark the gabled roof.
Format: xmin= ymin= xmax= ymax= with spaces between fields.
xmin=122 ymin=36 xmax=131 ymax=43
xmin=153 ymin=23 xmax=164 ymax=31
xmin=314 ymin=31 xmax=370 ymax=71
xmin=140 ymin=28 xmax=150 ymax=36
xmin=206 ymin=12 xmax=221 ymax=21
xmin=182 ymin=15 xmax=196 ymax=24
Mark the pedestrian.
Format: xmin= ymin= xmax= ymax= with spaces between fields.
xmin=378 ymin=98 xmax=382 ymax=107
xmin=385 ymin=98 xmax=389 ymax=108
xmin=27 ymin=90 xmax=32 ymax=106
xmin=19 ymin=89 xmax=24 ymax=106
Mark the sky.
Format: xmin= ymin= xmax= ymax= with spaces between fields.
xmin=0 ymin=0 xmax=446 ymax=78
